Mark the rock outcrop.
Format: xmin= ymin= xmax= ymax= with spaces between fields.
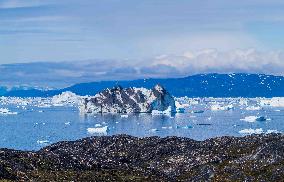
xmin=0 ymin=134 xmax=283 ymax=181
xmin=79 ymin=84 xmax=176 ymax=113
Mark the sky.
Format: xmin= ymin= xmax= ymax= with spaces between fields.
xmin=1 ymin=0 xmax=284 ymax=87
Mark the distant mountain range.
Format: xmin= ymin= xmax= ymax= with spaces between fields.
xmin=2 ymin=73 xmax=284 ymax=98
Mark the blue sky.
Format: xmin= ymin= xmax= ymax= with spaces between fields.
xmin=1 ymin=0 xmax=284 ymax=87
xmin=1 ymin=0 xmax=284 ymax=63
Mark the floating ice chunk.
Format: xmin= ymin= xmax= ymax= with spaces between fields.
xmin=121 ymin=114 xmax=129 ymax=118
xmin=95 ymin=124 xmax=102 ymax=127
xmin=150 ymin=128 xmax=159 ymax=132
xmin=162 ymin=126 xmax=173 ymax=129
xmin=0 ymin=108 xmax=17 ymax=115
xmin=65 ymin=122 xmax=71 ymax=125
xmin=87 ymin=126 xmax=109 ymax=135
xmin=37 ymin=140 xmax=49 ymax=144
xmin=211 ymin=104 xmax=233 ymax=111
xmin=239 ymin=128 xmax=264 ymax=135
xmin=240 ymin=116 xmax=267 ymax=122
xmin=151 ymin=106 xmax=172 ymax=115
xmin=274 ymin=109 xmax=281 ymax=112
xmin=51 ymin=91 xmax=80 ymax=106
xmin=266 ymin=129 xmax=280 ymax=134
xmin=245 ymin=106 xmax=262 ymax=111
xmin=38 ymin=110 xmax=44 ymax=113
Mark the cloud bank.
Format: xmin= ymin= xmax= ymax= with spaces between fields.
xmin=0 ymin=49 xmax=284 ymax=88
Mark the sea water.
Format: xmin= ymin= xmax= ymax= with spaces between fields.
xmin=0 ymin=99 xmax=283 ymax=150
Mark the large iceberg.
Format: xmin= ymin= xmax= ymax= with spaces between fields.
xmin=79 ymin=84 xmax=176 ymax=114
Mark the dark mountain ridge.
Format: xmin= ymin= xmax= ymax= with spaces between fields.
xmin=3 ymin=73 xmax=284 ymax=98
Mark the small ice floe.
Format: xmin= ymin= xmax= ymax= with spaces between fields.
xmin=161 ymin=126 xmax=173 ymax=129
xmin=240 ymin=116 xmax=267 ymax=122
xmin=121 ymin=114 xmax=129 ymax=118
xmin=192 ymin=110 xmax=204 ymax=114
xmin=207 ymin=117 xmax=212 ymax=121
xmin=239 ymin=128 xmax=263 ymax=135
xmin=37 ymin=140 xmax=49 ymax=144
xmin=211 ymin=104 xmax=234 ymax=111
xmin=87 ymin=126 xmax=109 ymax=135
xmin=274 ymin=109 xmax=281 ymax=112
xmin=239 ymin=128 xmax=281 ymax=135
xmin=0 ymin=108 xmax=17 ymax=115
xmin=95 ymin=124 xmax=102 ymax=127
xmin=150 ymin=128 xmax=159 ymax=132
xmin=64 ymin=122 xmax=71 ymax=125
xmin=266 ymin=129 xmax=280 ymax=134
xmin=152 ymin=106 xmax=173 ymax=115
xmin=245 ymin=106 xmax=262 ymax=111
xmin=38 ymin=110 xmax=44 ymax=113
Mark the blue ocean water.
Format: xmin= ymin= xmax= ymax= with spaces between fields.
xmin=0 ymin=104 xmax=283 ymax=151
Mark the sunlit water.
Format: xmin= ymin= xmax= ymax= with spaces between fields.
xmin=0 ymin=104 xmax=283 ymax=151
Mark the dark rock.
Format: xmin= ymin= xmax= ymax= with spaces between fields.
xmin=0 ymin=134 xmax=283 ymax=181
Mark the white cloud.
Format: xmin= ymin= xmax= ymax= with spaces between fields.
xmin=0 ymin=0 xmax=48 ymax=9
xmin=152 ymin=49 xmax=284 ymax=76
xmin=0 ymin=49 xmax=284 ymax=88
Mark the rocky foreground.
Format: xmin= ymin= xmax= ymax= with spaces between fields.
xmin=0 ymin=134 xmax=283 ymax=181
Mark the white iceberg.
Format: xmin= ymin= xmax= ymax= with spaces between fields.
xmin=51 ymin=91 xmax=80 ymax=106
xmin=151 ymin=106 xmax=172 ymax=115
xmin=239 ymin=128 xmax=264 ymax=134
xmin=0 ymin=108 xmax=17 ymax=115
xmin=211 ymin=104 xmax=234 ymax=111
xmin=37 ymin=140 xmax=49 ymax=144
xmin=245 ymin=106 xmax=262 ymax=111
xmin=240 ymin=116 xmax=267 ymax=122
xmin=266 ymin=129 xmax=280 ymax=134
xmin=87 ymin=126 xmax=109 ymax=135
xmin=121 ymin=114 xmax=129 ymax=118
